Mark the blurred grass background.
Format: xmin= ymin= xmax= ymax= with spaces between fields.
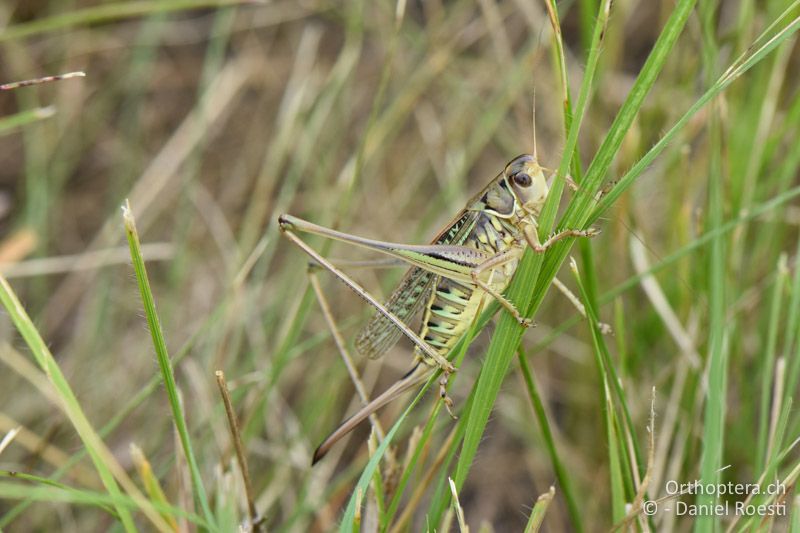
xmin=0 ymin=0 xmax=799 ymax=531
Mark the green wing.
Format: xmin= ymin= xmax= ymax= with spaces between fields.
xmin=355 ymin=209 xmax=480 ymax=359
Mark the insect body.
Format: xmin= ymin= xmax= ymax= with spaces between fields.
xmin=278 ymin=154 xmax=598 ymax=462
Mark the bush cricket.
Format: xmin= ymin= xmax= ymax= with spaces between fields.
xmin=278 ymin=154 xmax=600 ymax=463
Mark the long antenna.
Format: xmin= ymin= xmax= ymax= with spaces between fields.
xmin=532 ymin=88 xmax=538 ymax=160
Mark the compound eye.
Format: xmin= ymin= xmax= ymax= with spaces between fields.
xmin=512 ymin=172 xmax=532 ymax=187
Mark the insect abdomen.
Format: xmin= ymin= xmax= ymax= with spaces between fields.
xmin=416 ymin=277 xmax=482 ymax=363
xmin=415 ymin=213 xmax=520 ymax=365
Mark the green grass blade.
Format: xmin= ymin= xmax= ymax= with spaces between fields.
xmin=0 ymin=0 xmax=257 ymax=42
xmin=695 ymin=1 xmax=727 ymax=529
xmin=792 ymin=495 xmax=800 ymax=532
xmin=756 ymin=256 xmax=788 ymax=472
xmin=0 ymin=276 xmax=179 ymax=530
xmin=529 ymin=179 xmax=800 ymax=389
xmin=557 ymin=0 xmax=698 ymax=230
xmin=0 ymin=310 xmax=212 ymax=528
xmin=523 ymin=486 xmax=555 ymax=533
xmin=571 ymin=259 xmax=628 ymax=523
xmin=454 ymin=0 xmax=696 ymax=493
xmin=591 ymin=6 xmax=800 ymax=223
xmin=0 ymin=107 xmax=56 ymax=135
xmin=122 ymin=201 xmax=216 ymax=530
xmin=539 ymin=0 xmax=612 ymax=245
xmin=0 ymin=477 xmax=207 ymax=527
xmin=0 ymin=471 xmax=116 ymax=517
xmin=518 ymin=348 xmax=583 ymax=532
xmin=782 ymin=232 xmax=800 ymax=401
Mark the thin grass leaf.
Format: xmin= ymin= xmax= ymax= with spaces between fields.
xmin=448 ymin=477 xmax=468 ymax=532
xmin=576 ymin=262 xmax=650 ymax=517
xmin=0 ymin=312 xmax=210 ymax=528
xmin=695 ymin=1 xmax=728 ymax=528
xmin=0 ymin=478 xmax=206 ymax=527
xmin=782 ymin=232 xmax=800 ymax=401
xmin=131 ymin=444 xmax=180 ymax=531
xmin=0 ymin=107 xmax=56 ymax=135
xmin=0 ymin=0 xmax=257 ymax=42
xmin=757 ymin=256 xmax=789 ymax=472
xmin=517 ymin=347 xmax=583 ymax=531
xmin=571 ymin=258 xmax=628 ymax=522
xmin=726 ymin=399 xmax=793 ymax=533
xmin=122 ymin=201 xmax=216 ymax=530
xmin=599 ymin=185 xmax=800 ymax=305
xmin=417 ymin=386 xmax=478 ymax=529
xmin=0 ymin=471 xmax=115 ymax=516
xmin=338 ymin=374 xmax=440 ymax=533
xmin=523 ymin=486 xmax=555 ymax=533
xmin=0 ymin=274 xmax=170 ymax=531
xmin=530 ymin=183 xmax=800 ymax=363
xmin=590 ymin=6 xmax=800 ymax=223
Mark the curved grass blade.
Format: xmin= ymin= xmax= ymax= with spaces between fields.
xmin=0 ymin=476 xmax=207 ymax=528
xmin=0 ymin=275 xmax=163 ymax=531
